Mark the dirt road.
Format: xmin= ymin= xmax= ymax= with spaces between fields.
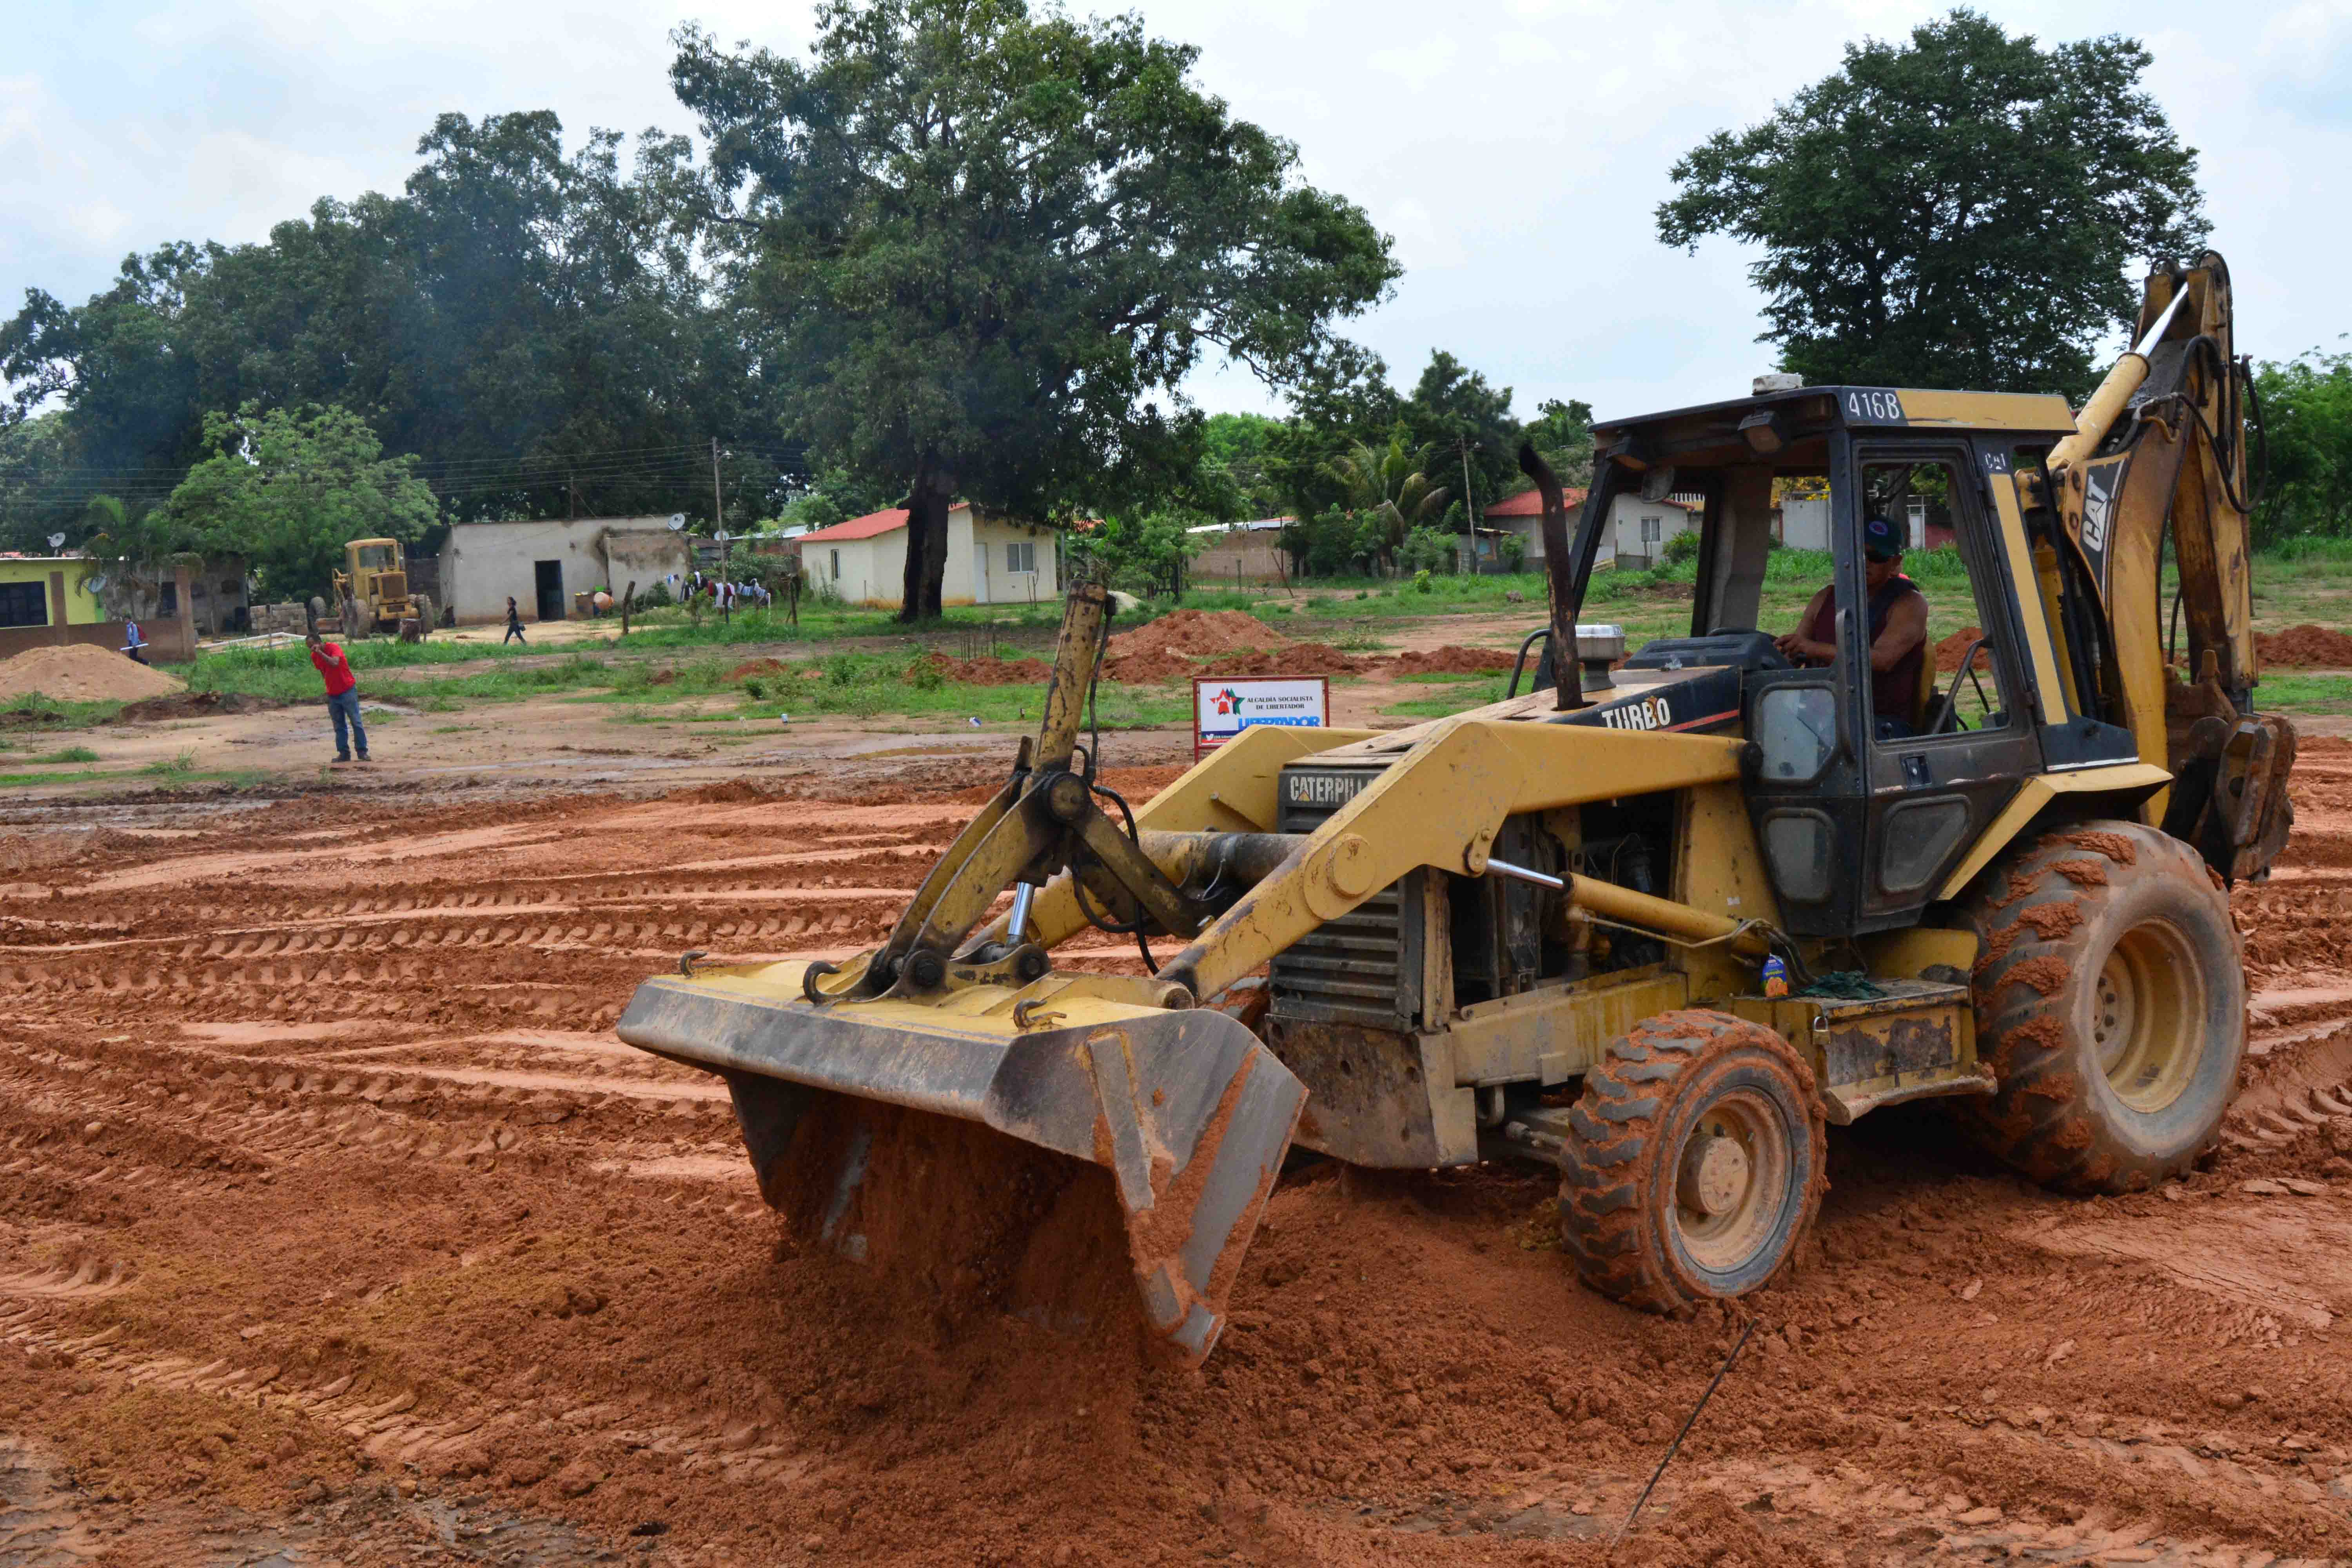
xmin=3 ymin=747 xmax=2351 ymax=1566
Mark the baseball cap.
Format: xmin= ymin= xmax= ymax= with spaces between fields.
xmin=1862 ymin=515 xmax=1902 ymax=561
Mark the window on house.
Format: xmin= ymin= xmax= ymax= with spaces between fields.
xmin=829 ymin=549 xmax=840 ymax=579
xmin=1007 ymin=541 xmax=1036 ymax=573
xmin=0 ymin=581 xmax=47 ymax=628
xmin=1640 ymin=515 xmax=1662 ymax=544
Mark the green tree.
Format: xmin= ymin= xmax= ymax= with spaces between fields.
xmin=1400 ymin=351 xmax=1519 ymax=527
xmin=164 ymin=405 xmax=439 ymax=595
xmin=673 ymin=0 xmax=1396 ymax=621
xmin=2255 ymin=343 xmax=2352 ymax=545
xmin=2 ymin=113 xmax=769 ymax=534
xmin=1325 ymin=435 xmax=1448 ymax=576
xmin=1657 ymin=9 xmax=2208 ymax=399
xmin=1518 ymin=397 xmax=1594 ymax=492
xmin=1262 ymin=341 xmax=1402 ymax=527
xmin=1068 ymin=511 xmax=1202 ymax=599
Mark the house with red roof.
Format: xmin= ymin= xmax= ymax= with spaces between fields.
xmin=1481 ymin=486 xmax=1705 ymax=571
xmin=791 ymin=502 xmax=1060 ymax=608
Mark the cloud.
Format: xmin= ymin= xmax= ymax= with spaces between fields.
xmin=3 ymin=0 xmax=2347 ymax=425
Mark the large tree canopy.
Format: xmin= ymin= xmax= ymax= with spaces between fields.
xmin=0 ymin=112 xmax=777 ymax=550
xmin=671 ymin=0 xmax=1397 ymax=619
xmin=1656 ymin=9 xmax=2209 ymax=399
xmin=165 ymin=404 xmax=439 ymax=595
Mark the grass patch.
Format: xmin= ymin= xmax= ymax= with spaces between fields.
xmin=2258 ymin=673 xmax=2352 ymax=713
xmin=29 ymin=744 xmax=102 ymax=763
xmin=0 ymin=693 xmax=124 ymax=730
xmin=143 ymin=748 xmax=199 ymax=776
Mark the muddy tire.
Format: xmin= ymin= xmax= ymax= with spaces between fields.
xmin=1956 ymin=820 xmax=2243 ymax=1193
xmin=1557 ymin=1009 xmax=1826 ymax=1313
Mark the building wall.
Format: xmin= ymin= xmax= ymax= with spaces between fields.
xmin=1779 ymin=495 xmax=1831 ymax=550
xmin=99 ymin=557 xmax=249 ymax=637
xmin=965 ymin=515 xmax=1059 ymax=604
xmin=441 ymin=517 xmax=691 ymax=623
xmin=1192 ymin=526 xmax=1285 ymax=583
xmin=0 ymin=557 xmax=195 ymax=660
xmin=1611 ymin=497 xmax=1696 ymax=570
xmin=804 ymin=507 xmax=1060 ymax=608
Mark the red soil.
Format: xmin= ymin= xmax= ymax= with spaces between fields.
xmin=2258 ymin=623 xmax=2352 ymax=668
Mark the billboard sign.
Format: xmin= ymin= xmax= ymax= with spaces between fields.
xmin=1194 ymin=676 xmax=1330 ymax=759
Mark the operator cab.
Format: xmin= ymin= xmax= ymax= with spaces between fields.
xmin=1537 ymin=384 xmax=2139 ymax=936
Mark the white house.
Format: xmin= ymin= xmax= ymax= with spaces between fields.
xmin=796 ymin=503 xmax=1060 ymax=608
xmin=439 ymin=517 xmax=695 ymax=623
xmin=1480 ymin=487 xmax=1700 ymax=570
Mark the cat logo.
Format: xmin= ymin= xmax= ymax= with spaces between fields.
xmin=2082 ymin=471 xmax=2113 ymax=554
xmin=1599 ymin=695 xmax=1673 ymax=731
xmin=1284 ymin=771 xmax=1371 ymax=808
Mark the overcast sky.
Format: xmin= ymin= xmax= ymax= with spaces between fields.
xmin=5 ymin=0 xmax=2347 ymax=430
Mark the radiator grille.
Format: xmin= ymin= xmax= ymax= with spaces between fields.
xmin=1271 ymin=769 xmax=1421 ymax=1030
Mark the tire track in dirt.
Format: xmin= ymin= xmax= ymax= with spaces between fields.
xmin=1 ymin=760 xmax=2349 ymax=1564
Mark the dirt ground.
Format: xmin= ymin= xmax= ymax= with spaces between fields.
xmin=3 ymin=741 xmax=2352 ymax=1567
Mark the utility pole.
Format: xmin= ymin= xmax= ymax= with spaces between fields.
xmin=1454 ymin=436 xmax=1481 ymax=572
xmin=711 ymin=437 xmax=728 ymax=624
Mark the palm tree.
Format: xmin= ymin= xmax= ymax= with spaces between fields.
xmin=1325 ymin=436 xmax=1449 ymax=576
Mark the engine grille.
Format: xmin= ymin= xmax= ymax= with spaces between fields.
xmin=1270 ymin=767 xmax=1422 ymax=1030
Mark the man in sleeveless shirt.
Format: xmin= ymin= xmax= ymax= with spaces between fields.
xmin=1773 ymin=515 xmax=1929 ymax=739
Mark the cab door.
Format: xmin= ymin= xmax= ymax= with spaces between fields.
xmin=1851 ymin=442 xmax=2042 ymax=927
xmin=1742 ymin=426 xmax=1873 ymax=938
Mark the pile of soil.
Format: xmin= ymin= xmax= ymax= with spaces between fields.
xmin=2258 ymin=623 xmax=2352 ymax=668
xmin=110 ymin=690 xmax=282 ymax=723
xmin=1391 ymin=644 xmax=1515 ymax=676
xmin=1933 ymin=626 xmax=1992 ymax=673
xmin=907 ymin=652 xmax=1054 ymax=686
xmin=729 ymin=658 xmax=791 ymax=681
xmin=1194 ymin=644 xmax=1370 ymax=678
xmin=0 ymin=643 xmax=186 ymax=702
xmin=1104 ymin=609 xmax=1292 ymax=662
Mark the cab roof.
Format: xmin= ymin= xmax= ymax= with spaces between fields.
xmin=1589 ymin=385 xmax=2078 ymax=471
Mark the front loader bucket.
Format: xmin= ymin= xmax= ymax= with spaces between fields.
xmin=616 ymin=964 xmax=1305 ymax=1364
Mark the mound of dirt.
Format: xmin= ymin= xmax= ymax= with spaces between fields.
xmin=1933 ymin=626 xmax=1991 ymax=673
xmin=111 ymin=690 xmax=283 ymax=723
xmin=1391 ymin=644 xmax=1515 ymax=676
xmin=0 ymin=643 xmax=186 ymax=703
xmin=908 ymin=652 xmax=1054 ymax=686
xmin=1196 ymin=644 xmax=1370 ymax=678
xmin=1105 ymin=609 xmax=1292 ymax=662
xmin=729 ymin=658 xmax=791 ymax=680
xmin=2258 ymin=623 xmax=2352 ymax=668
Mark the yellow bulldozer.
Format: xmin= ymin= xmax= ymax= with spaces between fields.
xmin=325 ymin=538 xmax=428 ymax=637
xmin=618 ymin=254 xmax=2293 ymax=1361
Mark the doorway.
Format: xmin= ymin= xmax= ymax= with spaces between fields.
xmin=533 ymin=561 xmax=564 ymax=621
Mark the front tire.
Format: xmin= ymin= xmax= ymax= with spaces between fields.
xmin=1558 ymin=1010 xmax=1826 ymax=1313
xmin=1956 ymin=821 xmax=2243 ymax=1193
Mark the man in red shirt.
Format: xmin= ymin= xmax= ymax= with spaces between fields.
xmin=307 ymin=632 xmax=370 ymax=762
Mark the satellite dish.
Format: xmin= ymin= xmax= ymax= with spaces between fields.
xmin=716 ymin=530 xmax=729 ymax=544
xmin=666 ymin=514 xmax=686 ymax=531
xmin=86 ymin=575 xmax=108 ymax=593
xmin=47 ymin=533 xmax=65 ymax=550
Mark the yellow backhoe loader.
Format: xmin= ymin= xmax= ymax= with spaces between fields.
xmin=327 ymin=539 xmax=427 ymax=636
xmin=617 ymin=253 xmax=2292 ymax=1362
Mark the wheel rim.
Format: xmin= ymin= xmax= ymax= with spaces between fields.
xmin=1671 ymin=1089 xmax=1791 ymax=1276
xmin=2093 ymin=918 xmax=2208 ymax=1114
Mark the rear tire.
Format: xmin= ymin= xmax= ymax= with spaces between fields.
xmin=1558 ymin=1009 xmax=1826 ymax=1313
xmin=1956 ymin=821 xmax=2243 ymax=1193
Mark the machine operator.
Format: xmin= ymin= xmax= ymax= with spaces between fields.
xmin=1773 ymin=514 xmax=1929 ymax=739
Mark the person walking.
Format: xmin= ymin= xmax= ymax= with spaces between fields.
xmin=307 ymin=631 xmax=369 ymax=763
xmin=503 ymin=596 xmax=526 ymax=645
xmin=122 ymin=619 xmax=148 ymax=665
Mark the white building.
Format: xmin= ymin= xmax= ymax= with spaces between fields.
xmin=1479 ymin=487 xmax=1700 ymax=570
xmin=796 ymin=503 xmax=1060 ymax=608
xmin=439 ymin=517 xmax=695 ymax=623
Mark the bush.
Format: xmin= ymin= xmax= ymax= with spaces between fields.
xmin=1496 ymin=532 xmax=1528 ymax=573
xmin=1412 ymin=569 xmax=1434 ymax=594
xmin=1396 ymin=524 xmax=1455 ymax=577
xmin=1662 ymin=530 xmax=1702 ymax=566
